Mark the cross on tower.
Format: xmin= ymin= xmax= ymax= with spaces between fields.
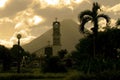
xmin=55 ymin=17 xmax=58 ymax=22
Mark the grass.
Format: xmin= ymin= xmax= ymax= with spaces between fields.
xmin=0 ymin=66 xmax=66 ymax=80
xmin=1 ymin=68 xmax=120 ymax=80
xmin=0 ymin=73 xmax=65 ymax=80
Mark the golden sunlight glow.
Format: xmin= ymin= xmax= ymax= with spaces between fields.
xmin=73 ymin=0 xmax=83 ymax=4
xmin=0 ymin=0 xmax=8 ymax=8
xmin=64 ymin=0 xmax=71 ymax=5
xmin=38 ymin=0 xmax=84 ymax=9
xmin=33 ymin=16 xmax=44 ymax=25
xmin=44 ymin=0 xmax=59 ymax=5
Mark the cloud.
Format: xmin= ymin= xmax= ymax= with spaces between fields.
xmin=32 ymin=15 xmax=44 ymax=25
xmin=99 ymin=20 xmax=107 ymax=27
xmin=107 ymin=3 xmax=120 ymax=12
xmin=0 ymin=17 xmax=13 ymax=24
xmin=14 ymin=8 xmax=45 ymax=27
xmin=0 ymin=0 xmax=32 ymax=17
xmin=110 ymin=19 xmax=116 ymax=27
xmin=0 ymin=0 xmax=9 ymax=8
xmin=13 ymin=8 xmax=45 ymax=41
xmin=0 ymin=17 xmax=14 ymax=40
xmin=15 ymin=22 xmax=28 ymax=30
xmin=0 ymin=39 xmax=13 ymax=48
xmin=0 ymin=7 xmax=42 ymax=47
xmin=0 ymin=29 xmax=36 ymax=48
xmin=98 ymin=19 xmax=117 ymax=31
xmin=101 ymin=3 xmax=120 ymax=15
xmin=13 ymin=8 xmax=45 ymax=44
xmin=30 ymin=0 xmax=89 ymax=10
xmin=0 ymin=0 xmax=119 ymax=48
xmin=10 ymin=32 xmax=36 ymax=46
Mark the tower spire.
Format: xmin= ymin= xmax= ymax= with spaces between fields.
xmin=55 ymin=17 xmax=58 ymax=22
xmin=52 ymin=18 xmax=61 ymax=56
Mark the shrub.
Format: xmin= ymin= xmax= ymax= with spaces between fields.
xmin=41 ymin=56 xmax=67 ymax=73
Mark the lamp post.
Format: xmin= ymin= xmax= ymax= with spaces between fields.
xmin=17 ymin=34 xmax=22 ymax=73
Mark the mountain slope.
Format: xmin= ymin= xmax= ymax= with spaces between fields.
xmin=23 ymin=19 xmax=84 ymax=53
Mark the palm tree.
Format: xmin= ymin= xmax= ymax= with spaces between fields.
xmin=78 ymin=2 xmax=110 ymax=57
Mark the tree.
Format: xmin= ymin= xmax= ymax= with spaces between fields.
xmin=72 ymin=28 xmax=120 ymax=73
xmin=78 ymin=2 xmax=110 ymax=57
xmin=10 ymin=44 xmax=28 ymax=72
xmin=75 ymin=28 xmax=120 ymax=58
xmin=0 ymin=45 xmax=11 ymax=71
xmin=41 ymin=56 xmax=67 ymax=73
xmin=58 ymin=49 xmax=67 ymax=59
xmin=10 ymin=45 xmax=24 ymax=62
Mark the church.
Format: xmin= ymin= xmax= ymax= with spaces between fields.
xmin=33 ymin=18 xmax=61 ymax=57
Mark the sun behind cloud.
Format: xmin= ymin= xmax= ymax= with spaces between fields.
xmin=33 ymin=15 xmax=44 ymax=25
xmin=43 ymin=0 xmax=59 ymax=5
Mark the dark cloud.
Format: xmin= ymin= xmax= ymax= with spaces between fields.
xmin=32 ymin=0 xmax=91 ymax=30
xmin=0 ymin=0 xmax=32 ymax=17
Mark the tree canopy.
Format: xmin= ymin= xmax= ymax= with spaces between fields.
xmin=74 ymin=28 xmax=120 ymax=59
xmin=78 ymin=2 xmax=110 ymax=36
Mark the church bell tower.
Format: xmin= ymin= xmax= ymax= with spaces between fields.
xmin=53 ymin=18 xmax=61 ymax=55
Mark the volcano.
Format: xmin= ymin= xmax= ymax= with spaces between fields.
xmin=23 ymin=19 xmax=84 ymax=53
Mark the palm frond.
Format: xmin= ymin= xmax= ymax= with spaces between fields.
xmin=80 ymin=17 xmax=92 ymax=33
xmin=78 ymin=10 xmax=92 ymax=22
xmin=93 ymin=2 xmax=100 ymax=8
xmin=97 ymin=14 xmax=110 ymax=24
xmin=92 ymin=2 xmax=100 ymax=13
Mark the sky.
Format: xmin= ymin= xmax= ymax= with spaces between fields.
xmin=0 ymin=0 xmax=120 ymax=47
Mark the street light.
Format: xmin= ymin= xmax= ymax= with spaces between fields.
xmin=17 ymin=34 xmax=22 ymax=73
xmin=17 ymin=34 xmax=21 ymax=45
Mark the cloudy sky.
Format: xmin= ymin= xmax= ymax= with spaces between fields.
xmin=0 ymin=0 xmax=120 ymax=47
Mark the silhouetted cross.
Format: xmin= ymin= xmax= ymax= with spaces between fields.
xmin=55 ymin=17 xmax=58 ymax=21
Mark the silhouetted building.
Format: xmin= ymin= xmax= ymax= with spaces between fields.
xmin=33 ymin=18 xmax=61 ymax=56
xmin=53 ymin=18 xmax=61 ymax=55
xmin=45 ymin=46 xmax=53 ymax=57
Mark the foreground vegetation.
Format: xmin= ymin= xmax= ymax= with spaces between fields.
xmin=0 ymin=70 xmax=120 ymax=80
xmin=65 ymin=70 xmax=120 ymax=80
xmin=0 ymin=73 xmax=65 ymax=80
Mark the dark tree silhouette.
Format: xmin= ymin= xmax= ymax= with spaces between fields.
xmin=10 ymin=45 xmax=24 ymax=62
xmin=78 ymin=2 xmax=110 ymax=57
xmin=0 ymin=45 xmax=11 ymax=71
xmin=41 ymin=56 xmax=67 ymax=73
xmin=10 ymin=44 xmax=26 ymax=73
xmin=72 ymin=28 xmax=120 ymax=73
xmin=58 ymin=49 xmax=67 ymax=59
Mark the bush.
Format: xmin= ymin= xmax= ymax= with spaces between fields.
xmin=41 ymin=56 xmax=67 ymax=73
